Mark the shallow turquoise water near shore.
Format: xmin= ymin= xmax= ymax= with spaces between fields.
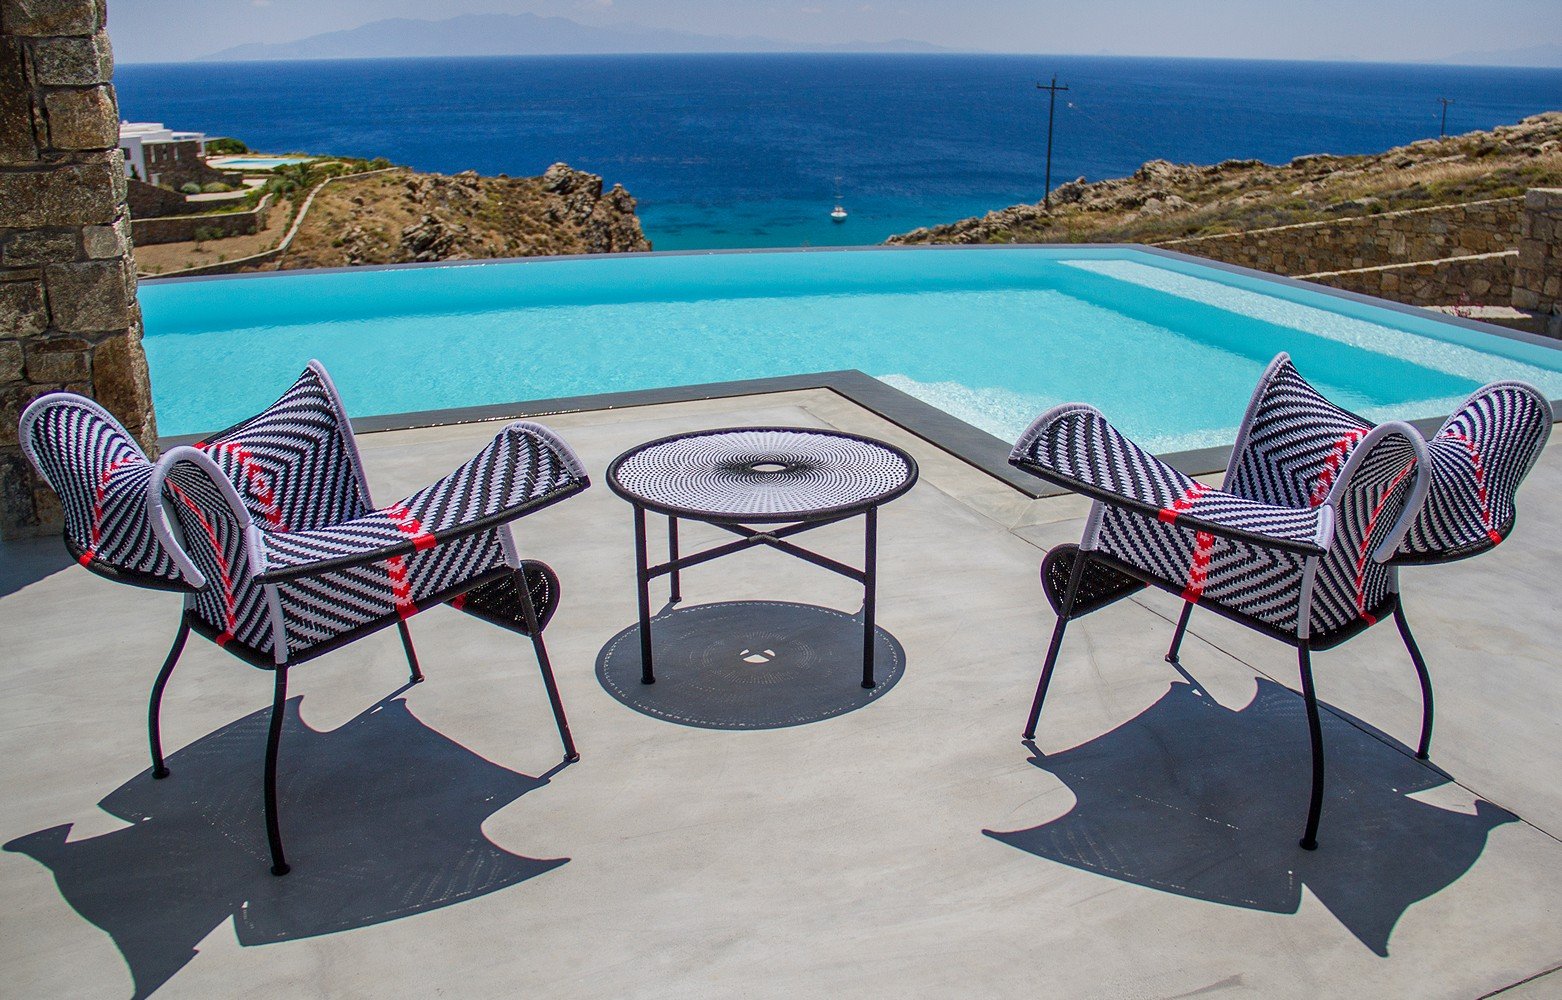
xmin=141 ymin=248 xmax=1562 ymax=447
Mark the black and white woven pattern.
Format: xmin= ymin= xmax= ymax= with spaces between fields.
xmin=1394 ymin=381 xmax=1552 ymax=564
xmin=197 ymin=361 xmax=373 ymax=534
xmin=257 ymin=422 xmax=586 ymax=583
xmin=19 ymin=393 xmax=190 ymax=590
xmin=1011 ymin=354 xmax=1430 ymax=645
xmin=149 ymin=362 xmax=589 ymax=667
xmin=1225 ymin=355 xmax=1373 ymax=510
xmin=1011 ymin=403 xmax=1333 ymax=553
xmin=609 ymin=427 xmax=916 ymax=521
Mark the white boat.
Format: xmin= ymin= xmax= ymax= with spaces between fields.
xmin=831 ymin=176 xmax=848 ymax=222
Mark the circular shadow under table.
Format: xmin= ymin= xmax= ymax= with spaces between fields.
xmin=596 ymin=601 xmax=905 ymax=730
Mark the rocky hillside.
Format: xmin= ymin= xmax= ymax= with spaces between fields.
xmin=274 ymin=162 xmax=649 ymax=269
xmin=888 ymin=113 xmax=1562 ymax=246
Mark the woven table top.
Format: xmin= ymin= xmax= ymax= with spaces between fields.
xmin=607 ymin=427 xmax=917 ymax=522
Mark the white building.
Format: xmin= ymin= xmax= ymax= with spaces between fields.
xmin=117 ymin=122 xmax=206 ymax=184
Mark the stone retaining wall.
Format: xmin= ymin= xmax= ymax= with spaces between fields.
xmin=125 ymin=176 xmax=189 ymax=217
xmin=1157 ymin=198 xmax=1524 ymax=276
xmin=0 ymin=0 xmax=156 ymax=538
xmin=1299 ymin=251 xmax=1518 ymax=308
xmin=130 ymin=193 xmax=271 ymax=245
xmin=1513 ymin=188 xmax=1562 ymax=314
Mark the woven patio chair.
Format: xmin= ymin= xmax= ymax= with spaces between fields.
xmin=1008 ymin=353 xmax=1550 ymax=850
xmin=19 ymin=394 xmax=202 ymax=765
xmin=24 ymin=362 xmax=590 ymax=876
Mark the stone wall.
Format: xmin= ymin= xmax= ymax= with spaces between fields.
xmin=1298 ymin=251 xmax=1518 ymax=308
xmin=125 ymin=176 xmax=191 ymax=217
xmin=131 ymin=193 xmax=271 ymax=245
xmin=1513 ymin=188 xmax=1562 ymax=315
xmin=136 ymin=137 xmax=234 ymax=190
xmin=0 ymin=0 xmax=156 ymax=539
xmin=1157 ymin=197 xmax=1524 ymax=279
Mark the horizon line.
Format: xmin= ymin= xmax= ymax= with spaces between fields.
xmin=116 ymin=51 xmax=1562 ymax=71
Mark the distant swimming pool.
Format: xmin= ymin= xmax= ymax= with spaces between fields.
xmin=208 ymin=156 xmax=311 ymax=170
xmin=140 ymin=247 xmax=1562 ymax=451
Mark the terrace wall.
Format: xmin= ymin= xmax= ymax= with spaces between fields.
xmin=0 ymin=0 xmax=156 ymax=538
xmin=1157 ymin=198 xmax=1524 ymax=279
xmin=125 ymin=176 xmax=192 ymax=217
xmin=130 ymin=193 xmax=272 ymax=245
xmin=1297 ymin=251 xmax=1518 ymax=308
xmin=1513 ymin=188 xmax=1562 ymax=315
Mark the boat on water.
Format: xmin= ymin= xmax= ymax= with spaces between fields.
xmin=831 ymin=176 xmax=848 ymax=222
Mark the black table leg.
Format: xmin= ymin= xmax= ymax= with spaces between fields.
xmin=862 ymin=506 xmax=878 ymax=689
xmin=634 ymin=505 xmax=655 ymax=683
xmin=668 ymin=515 xmax=681 ymax=604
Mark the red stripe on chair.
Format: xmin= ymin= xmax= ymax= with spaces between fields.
xmin=209 ymin=441 xmax=288 ymax=531
xmin=167 ymin=480 xmax=239 ymax=646
xmin=1351 ymin=463 xmax=1416 ymax=624
xmin=385 ymin=504 xmax=437 ymax=551
xmin=1159 ymin=482 xmax=1209 ymax=524
xmin=80 ymin=455 xmax=137 ymax=565
xmin=1443 ymin=431 xmax=1500 ymax=545
xmin=386 ymin=555 xmax=417 ymax=620
xmin=1310 ymin=428 xmax=1367 ymax=507
xmin=1181 ymin=531 xmax=1216 ymax=602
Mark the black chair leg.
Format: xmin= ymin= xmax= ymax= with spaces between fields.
xmin=1024 ymin=551 xmax=1090 ymax=740
xmin=1393 ymin=602 xmax=1434 ymax=760
xmin=397 ymin=618 xmax=424 ymax=684
xmin=516 ymin=571 xmax=578 ymax=763
xmin=1165 ymin=603 xmax=1193 ymax=666
xmin=1297 ymin=645 xmax=1325 ymax=851
xmin=264 ymin=666 xmax=291 ymax=876
xmin=148 ymin=619 xmax=191 ymax=780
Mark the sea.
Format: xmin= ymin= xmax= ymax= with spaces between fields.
xmin=113 ymin=54 xmax=1562 ymax=250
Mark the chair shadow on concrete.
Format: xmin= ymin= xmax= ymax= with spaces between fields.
xmin=0 ymin=535 xmax=78 ymax=600
xmin=597 ymin=600 xmax=905 ymax=730
xmin=985 ymin=673 xmax=1514 ymax=956
xmin=5 ymin=690 xmax=567 ymax=1000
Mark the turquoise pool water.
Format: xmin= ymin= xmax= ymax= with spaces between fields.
xmin=211 ymin=156 xmax=311 ymax=170
xmin=140 ymin=248 xmax=1562 ymax=451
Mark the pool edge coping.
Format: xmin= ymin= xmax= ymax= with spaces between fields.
xmin=157 ymin=368 xmax=1460 ymax=501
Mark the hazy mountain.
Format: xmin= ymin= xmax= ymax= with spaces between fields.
xmin=200 ymin=13 xmax=951 ymax=61
xmin=1437 ymin=43 xmax=1562 ymax=68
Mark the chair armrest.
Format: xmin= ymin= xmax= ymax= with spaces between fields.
xmin=1011 ymin=404 xmax=1334 ymax=555
xmin=254 ymin=421 xmax=590 ymax=583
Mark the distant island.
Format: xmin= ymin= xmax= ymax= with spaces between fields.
xmin=201 ymin=13 xmax=953 ymax=62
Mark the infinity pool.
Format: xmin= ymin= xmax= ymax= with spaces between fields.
xmin=207 ymin=156 xmax=312 ymax=170
xmin=140 ymin=247 xmax=1562 ymax=450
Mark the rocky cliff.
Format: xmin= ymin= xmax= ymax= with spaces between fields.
xmin=275 ymin=162 xmax=649 ymax=269
xmin=887 ymin=113 xmax=1562 ymax=247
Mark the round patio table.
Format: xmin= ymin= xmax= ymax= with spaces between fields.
xmin=607 ymin=427 xmax=918 ymax=689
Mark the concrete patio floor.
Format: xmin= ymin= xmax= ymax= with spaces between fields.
xmin=2 ymin=389 xmax=1560 ymax=998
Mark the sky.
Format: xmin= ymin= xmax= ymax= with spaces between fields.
xmin=109 ymin=0 xmax=1562 ymax=65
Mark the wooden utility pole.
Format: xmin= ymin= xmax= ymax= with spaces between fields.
xmin=1038 ymin=75 xmax=1069 ymax=208
xmin=1438 ymin=97 xmax=1454 ymax=137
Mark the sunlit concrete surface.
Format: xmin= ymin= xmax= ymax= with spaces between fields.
xmin=3 ymin=389 xmax=1560 ymax=998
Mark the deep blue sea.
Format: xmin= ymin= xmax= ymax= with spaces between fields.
xmin=114 ymin=54 xmax=1562 ymax=249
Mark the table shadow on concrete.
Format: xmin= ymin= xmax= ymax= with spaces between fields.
xmin=985 ymin=677 xmax=1514 ymax=956
xmin=596 ymin=600 xmax=904 ymax=729
xmin=5 ymin=692 xmax=567 ymax=1000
